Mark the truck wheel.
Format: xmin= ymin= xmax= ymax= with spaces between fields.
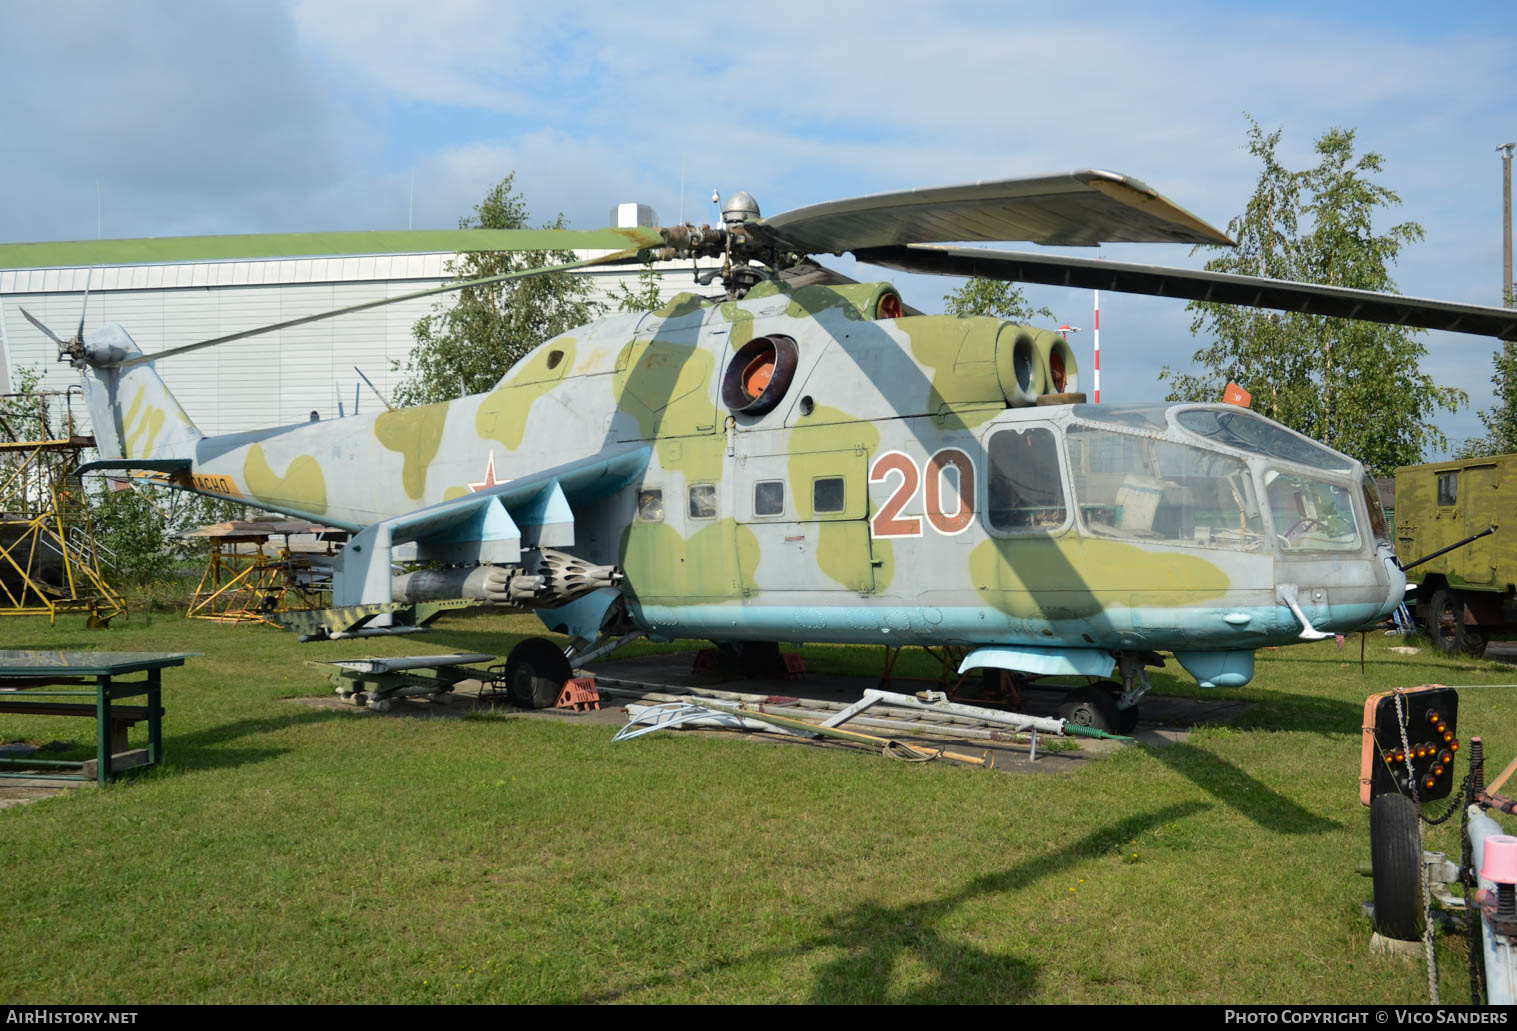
xmin=1369 ymin=792 xmax=1424 ymax=941
xmin=503 ymin=638 xmax=572 ymax=709
xmin=1427 ymin=588 xmax=1484 ymax=656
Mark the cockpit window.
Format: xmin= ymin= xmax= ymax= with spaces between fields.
xmin=1176 ymin=408 xmax=1354 ymax=473
xmin=1362 ymin=478 xmax=1391 ymax=545
xmin=1266 ymin=471 xmax=1361 ymax=552
xmin=987 ymin=427 xmax=1066 ymax=532
xmin=1066 ymin=427 xmax=1266 ymax=551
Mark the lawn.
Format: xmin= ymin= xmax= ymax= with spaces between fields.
xmin=2 ymin=608 xmax=1514 ymax=1004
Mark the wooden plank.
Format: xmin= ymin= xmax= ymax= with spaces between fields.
xmin=0 ymin=701 xmax=150 ymax=720
xmin=82 ymin=749 xmax=150 ymax=780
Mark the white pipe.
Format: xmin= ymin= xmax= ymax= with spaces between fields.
xmin=862 ymin=688 xmax=1069 ymax=735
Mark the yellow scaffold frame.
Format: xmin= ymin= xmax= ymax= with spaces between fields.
xmin=0 ymin=435 xmax=126 ymax=626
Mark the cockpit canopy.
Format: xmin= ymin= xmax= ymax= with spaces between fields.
xmin=987 ymin=403 xmax=1378 ymax=556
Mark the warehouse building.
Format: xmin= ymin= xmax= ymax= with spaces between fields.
xmin=0 ymin=227 xmax=706 ymax=435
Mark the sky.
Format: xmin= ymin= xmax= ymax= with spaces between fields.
xmin=1 ymin=0 xmax=1512 ymax=456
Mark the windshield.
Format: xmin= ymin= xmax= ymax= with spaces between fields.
xmin=1176 ymin=408 xmax=1354 ymax=473
xmin=1362 ymin=477 xmax=1391 ymax=546
xmin=1266 ymin=470 xmax=1362 ymax=552
xmin=1066 ymin=426 xmax=1267 ymax=552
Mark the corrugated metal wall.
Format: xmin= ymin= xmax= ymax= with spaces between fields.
xmin=0 ymin=254 xmax=703 ymax=435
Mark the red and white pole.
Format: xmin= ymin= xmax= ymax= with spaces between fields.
xmin=1092 ymin=289 xmax=1101 ymax=403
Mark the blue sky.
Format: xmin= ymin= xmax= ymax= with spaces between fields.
xmin=1 ymin=0 xmax=1512 ymax=455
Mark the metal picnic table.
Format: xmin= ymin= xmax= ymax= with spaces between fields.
xmin=0 ymin=650 xmax=191 ymax=784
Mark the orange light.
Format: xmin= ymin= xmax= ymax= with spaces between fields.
xmin=1434 ymin=766 xmax=1445 ymax=777
xmin=1424 ymin=777 xmax=1437 ymax=790
xmin=1451 ymin=741 xmax=1461 ymax=752
xmin=1440 ymin=751 xmax=1453 ymax=765
xmin=1445 ymin=732 xmax=1454 ymax=743
xmin=1396 ymin=751 xmax=1406 ymax=762
xmin=1438 ymin=723 xmax=1447 ymax=733
xmin=1428 ymin=711 xmax=1441 ymax=724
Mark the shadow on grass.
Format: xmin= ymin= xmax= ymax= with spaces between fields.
xmin=568 ymin=801 xmax=1209 ymax=1004
xmin=1214 ymin=688 xmax=1366 ymax=735
xmin=163 ymin=709 xmax=347 ymax=773
xmin=1141 ymin=741 xmax=1339 ymax=834
xmin=410 ymin=627 xmax=519 ymax=658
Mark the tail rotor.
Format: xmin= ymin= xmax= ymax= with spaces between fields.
xmin=19 ymin=268 xmax=92 ymax=366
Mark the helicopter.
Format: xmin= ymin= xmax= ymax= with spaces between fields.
xmin=14 ymin=170 xmax=1517 ymax=733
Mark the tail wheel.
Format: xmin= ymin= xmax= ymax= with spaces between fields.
xmin=503 ymin=637 xmax=572 ymax=709
xmin=1369 ymin=792 xmax=1424 ymax=941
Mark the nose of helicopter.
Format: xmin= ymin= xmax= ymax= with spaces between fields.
xmin=1273 ymin=544 xmax=1406 ymax=639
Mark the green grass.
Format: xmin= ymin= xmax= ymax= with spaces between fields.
xmin=2 ymin=609 xmax=1514 ymax=1004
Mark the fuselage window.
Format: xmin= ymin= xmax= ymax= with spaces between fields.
xmin=1437 ymin=472 xmax=1458 ymax=507
xmin=987 ymin=427 xmax=1067 ymax=531
xmin=689 ymin=483 xmax=718 ymax=519
xmin=813 ymin=477 xmax=845 ymax=514
xmin=754 ymin=480 xmax=784 ymax=517
xmin=637 ymin=489 xmax=664 ymax=523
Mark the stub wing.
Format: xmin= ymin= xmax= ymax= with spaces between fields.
xmin=331 ymin=445 xmax=651 ymax=609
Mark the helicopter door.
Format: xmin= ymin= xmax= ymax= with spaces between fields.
xmin=736 ymin=452 xmax=875 ymax=595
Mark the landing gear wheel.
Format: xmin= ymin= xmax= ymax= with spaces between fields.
xmin=504 ymin=637 xmax=573 ymax=709
xmin=1058 ymin=686 xmax=1122 ymax=734
xmin=715 ymin=641 xmax=786 ymax=678
xmin=1369 ymin=792 xmax=1424 ymax=941
xmin=1094 ymin=681 xmax=1140 ymax=734
xmin=1427 ymin=588 xmax=1484 ymax=656
xmin=1114 ymin=704 xmax=1140 ymax=735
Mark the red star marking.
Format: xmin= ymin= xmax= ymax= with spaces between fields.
xmin=468 ymin=451 xmax=503 ymax=493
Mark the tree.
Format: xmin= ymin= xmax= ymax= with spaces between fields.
xmin=1454 ymin=340 xmax=1517 ymax=458
xmin=1159 ymin=119 xmax=1465 ymax=476
xmin=394 ymin=174 xmax=605 ymax=407
xmin=615 ymin=261 xmax=665 ymax=314
xmin=942 ymin=278 xmax=1054 ymax=323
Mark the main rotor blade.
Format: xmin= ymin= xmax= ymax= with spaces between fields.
xmin=756 ymin=170 xmax=1233 ymax=255
xmin=855 ymin=244 xmax=1517 ymax=342
xmin=0 ymin=226 xmax=662 ymax=270
xmin=106 ymin=247 xmax=643 ymax=369
xmin=17 ymin=306 xmax=67 ymax=347
xmin=76 ymin=267 xmax=92 ymax=342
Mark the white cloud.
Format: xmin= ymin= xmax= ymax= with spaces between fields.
xmin=1 ymin=0 xmax=1511 ymax=458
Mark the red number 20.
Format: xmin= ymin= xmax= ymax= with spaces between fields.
xmin=869 ymin=449 xmax=976 ymax=539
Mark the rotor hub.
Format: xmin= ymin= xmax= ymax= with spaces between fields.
xmin=721 ymin=191 xmax=760 ymax=225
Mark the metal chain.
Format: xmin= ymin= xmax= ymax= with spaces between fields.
xmin=1422 ymin=773 xmax=1471 ymax=826
xmin=1392 ymin=690 xmax=1440 ymax=1005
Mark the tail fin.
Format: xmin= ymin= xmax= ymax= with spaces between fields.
xmin=78 ymin=325 xmax=203 ymax=462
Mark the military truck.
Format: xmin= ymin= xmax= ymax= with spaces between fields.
xmin=1394 ymin=456 xmax=1511 ymax=655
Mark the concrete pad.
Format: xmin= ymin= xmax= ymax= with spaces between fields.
xmin=0 ymin=777 xmax=91 ymax=810
xmin=288 ymin=648 xmax=1252 ymax=775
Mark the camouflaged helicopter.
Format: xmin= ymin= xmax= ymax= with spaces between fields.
xmin=19 ymin=171 xmax=1517 ymax=733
